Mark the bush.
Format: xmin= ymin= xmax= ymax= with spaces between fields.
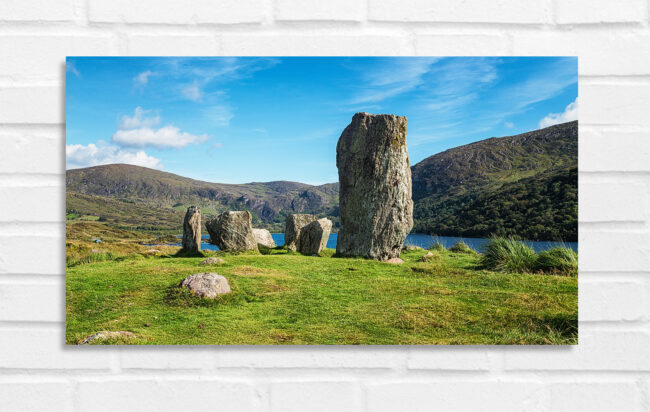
xmin=535 ymin=247 xmax=578 ymax=276
xmin=428 ymin=242 xmax=446 ymax=252
xmin=449 ymin=241 xmax=475 ymax=254
xmin=480 ymin=237 xmax=536 ymax=273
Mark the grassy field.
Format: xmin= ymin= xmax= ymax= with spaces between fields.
xmin=66 ymin=224 xmax=578 ymax=345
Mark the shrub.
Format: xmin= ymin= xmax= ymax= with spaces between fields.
xmin=480 ymin=237 xmax=536 ymax=273
xmin=449 ymin=241 xmax=475 ymax=254
xmin=428 ymin=242 xmax=445 ymax=252
xmin=535 ymin=247 xmax=578 ymax=276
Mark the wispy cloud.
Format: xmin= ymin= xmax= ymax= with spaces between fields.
xmin=133 ymin=70 xmax=155 ymax=88
xmin=66 ymin=143 xmax=162 ymax=169
xmin=112 ymin=107 xmax=208 ymax=149
xmin=66 ymin=61 xmax=80 ymax=77
xmin=504 ymin=121 xmax=515 ymax=129
xmin=203 ymin=104 xmax=234 ymax=127
xmin=182 ymin=82 xmax=203 ymax=102
xmin=539 ymin=97 xmax=578 ymax=128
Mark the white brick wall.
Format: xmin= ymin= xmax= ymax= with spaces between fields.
xmin=1 ymin=1 xmax=648 ymax=410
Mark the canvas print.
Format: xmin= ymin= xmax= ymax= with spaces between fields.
xmin=66 ymin=57 xmax=578 ymax=345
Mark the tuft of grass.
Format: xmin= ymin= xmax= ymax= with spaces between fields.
xmin=535 ymin=247 xmax=578 ymax=276
xmin=428 ymin=242 xmax=446 ymax=252
xmin=480 ymin=237 xmax=537 ymax=273
xmin=448 ymin=241 xmax=475 ymax=254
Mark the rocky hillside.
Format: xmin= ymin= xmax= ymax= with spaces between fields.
xmin=411 ymin=121 xmax=578 ymax=241
xmin=66 ymin=164 xmax=338 ymax=232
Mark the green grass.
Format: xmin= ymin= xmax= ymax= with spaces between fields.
xmin=448 ymin=241 xmax=476 ymax=254
xmin=536 ymin=247 xmax=578 ymax=276
xmin=66 ymin=244 xmax=578 ymax=345
xmin=480 ymin=237 xmax=538 ymax=273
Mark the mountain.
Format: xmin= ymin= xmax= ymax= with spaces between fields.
xmin=66 ymin=164 xmax=338 ymax=232
xmin=66 ymin=121 xmax=577 ymax=240
xmin=411 ymin=121 xmax=578 ymax=241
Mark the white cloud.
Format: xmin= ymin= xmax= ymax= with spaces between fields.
xmin=119 ymin=106 xmax=160 ymax=129
xmin=134 ymin=70 xmax=155 ymax=87
xmin=539 ymin=98 xmax=578 ymax=129
xmin=112 ymin=107 xmax=208 ymax=149
xmin=182 ymin=83 xmax=203 ymax=102
xmin=204 ymin=104 xmax=234 ymax=127
xmin=66 ymin=61 xmax=79 ymax=77
xmin=213 ymin=142 xmax=223 ymax=149
xmin=66 ymin=143 xmax=162 ymax=169
xmin=504 ymin=121 xmax=514 ymax=129
xmin=113 ymin=125 xmax=208 ymax=149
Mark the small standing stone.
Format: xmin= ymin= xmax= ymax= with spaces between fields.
xmin=253 ymin=228 xmax=276 ymax=248
xmin=179 ymin=273 xmax=231 ymax=298
xmin=297 ymin=218 xmax=332 ymax=255
xmin=205 ymin=211 xmax=258 ymax=252
xmin=181 ymin=206 xmax=201 ymax=253
xmin=284 ymin=214 xmax=317 ymax=251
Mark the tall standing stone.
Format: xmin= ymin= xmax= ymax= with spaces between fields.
xmin=206 ymin=211 xmax=258 ymax=252
xmin=181 ymin=206 xmax=201 ymax=253
xmin=336 ymin=112 xmax=413 ymax=260
xmin=284 ymin=214 xmax=317 ymax=251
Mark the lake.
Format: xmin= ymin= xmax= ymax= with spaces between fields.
xmin=164 ymin=233 xmax=578 ymax=253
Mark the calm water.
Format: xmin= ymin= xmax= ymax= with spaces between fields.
xmin=163 ymin=233 xmax=577 ymax=253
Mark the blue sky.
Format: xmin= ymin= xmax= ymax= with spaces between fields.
xmin=66 ymin=57 xmax=577 ymax=185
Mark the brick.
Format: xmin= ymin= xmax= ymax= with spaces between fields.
xmin=0 ymin=186 xmax=64 ymax=222
xmin=579 ymin=280 xmax=646 ymax=321
xmin=0 ymin=282 xmax=63 ymax=322
xmin=215 ymin=347 xmax=405 ymax=368
xmin=366 ymin=382 xmax=546 ymax=412
xmin=0 ymin=0 xmax=76 ymax=22
xmin=368 ymin=0 xmax=548 ymax=23
xmin=580 ymin=83 xmax=650 ymax=126
xmin=415 ymin=34 xmax=508 ymax=55
xmin=0 ymin=35 xmax=115 ymax=81
xmin=512 ymin=31 xmax=650 ymax=75
xmin=579 ymin=232 xmax=650 ymax=272
xmin=271 ymin=382 xmax=361 ymax=412
xmin=127 ymin=35 xmax=218 ymax=56
xmin=579 ymin=181 xmax=646 ymax=222
xmin=407 ymin=347 xmax=491 ymax=370
xmin=76 ymin=380 xmax=255 ymax=412
xmin=554 ymin=0 xmax=645 ymax=24
xmin=0 ymin=382 xmax=73 ymax=412
xmin=89 ymin=0 xmax=265 ymax=24
xmin=0 ymin=126 xmax=64 ymax=174
xmin=120 ymin=348 xmax=216 ymax=370
xmin=0 ymin=329 xmax=111 ymax=369
xmin=0 ymin=87 xmax=63 ymax=124
xmin=548 ymin=382 xmax=643 ymax=412
xmin=504 ymin=330 xmax=650 ymax=370
xmin=579 ymin=129 xmax=650 ymax=172
xmin=275 ymin=0 xmax=364 ymax=21
xmin=220 ymin=34 xmax=413 ymax=55
xmin=0 ymin=235 xmax=64 ymax=275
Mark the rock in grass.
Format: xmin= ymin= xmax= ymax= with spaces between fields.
xmin=206 ymin=211 xmax=258 ymax=252
xmin=79 ymin=331 xmax=135 ymax=345
xmin=181 ymin=206 xmax=201 ymax=253
xmin=403 ymin=245 xmax=423 ymax=251
xmin=200 ymin=257 xmax=225 ymax=265
xmin=179 ymin=273 xmax=231 ymax=299
xmin=336 ymin=112 xmax=414 ymax=260
xmin=284 ymin=214 xmax=317 ymax=251
xmin=384 ymin=257 xmax=404 ymax=264
xmin=297 ymin=217 xmax=332 ymax=255
xmin=419 ymin=251 xmax=439 ymax=262
xmin=253 ymin=228 xmax=276 ymax=248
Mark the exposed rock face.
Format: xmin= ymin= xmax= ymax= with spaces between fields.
xmin=284 ymin=214 xmax=317 ymax=251
xmin=206 ymin=211 xmax=258 ymax=252
xmin=79 ymin=331 xmax=135 ymax=345
xmin=181 ymin=206 xmax=201 ymax=253
xmin=253 ymin=228 xmax=276 ymax=248
xmin=200 ymin=257 xmax=225 ymax=265
xmin=297 ymin=218 xmax=332 ymax=255
xmin=179 ymin=273 xmax=231 ymax=298
xmin=336 ymin=112 xmax=414 ymax=260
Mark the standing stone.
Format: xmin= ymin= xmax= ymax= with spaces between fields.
xmin=297 ymin=218 xmax=332 ymax=255
xmin=336 ymin=112 xmax=414 ymax=260
xmin=181 ymin=206 xmax=201 ymax=253
xmin=253 ymin=228 xmax=276 ymax=248
xmin=206 ymin=211 xmax=258 ymax=252
xmin=284 ymin=214 xmax=317 ymax=251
